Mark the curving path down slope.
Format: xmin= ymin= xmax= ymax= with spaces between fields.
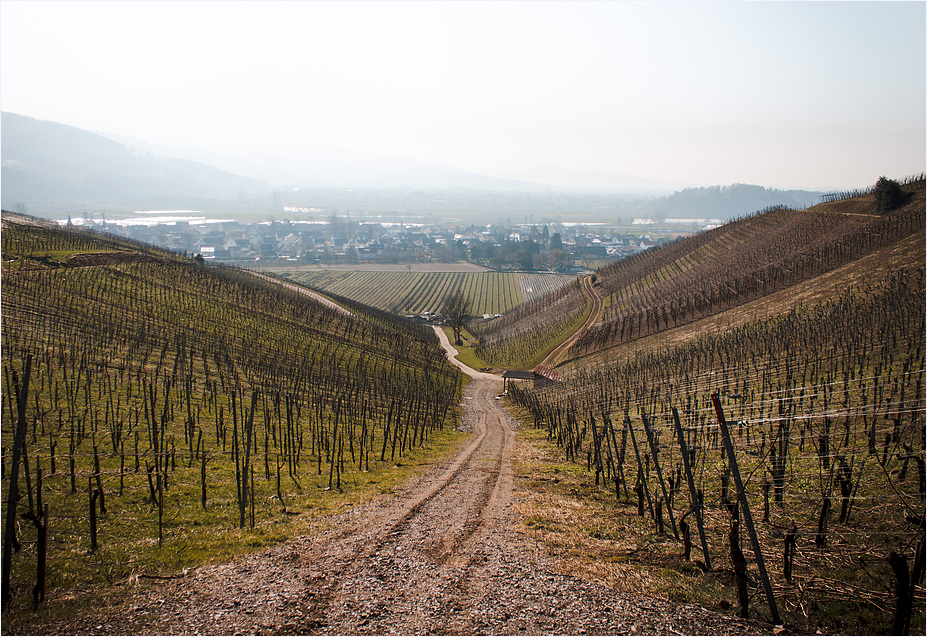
xmin=536 ymin=274 xmax=604 ymax=371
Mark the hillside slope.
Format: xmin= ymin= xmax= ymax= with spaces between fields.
xmin=475 ymin=176 xmax=924 ymax=369
xmin=0 ymin=214 xmax=462 ymax=608
xmin=1 ymin=112 xmax=266 ymax=210
xmin=572 ymin=177 xmax=924 ymax=357
xmin=500 ymin=178 xmax=925 ymax=633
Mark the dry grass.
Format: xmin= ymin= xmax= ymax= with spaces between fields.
xmin=507 ymin=400 xmax=926 ymax=635
xmin=564 ymin=231 xmax=925 ymax=372
xmin=510 ymin=419 xmax=736 ymax=610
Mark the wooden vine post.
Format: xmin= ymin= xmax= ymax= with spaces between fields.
xmin=2 ymin=354 xmax=32 ymax=611
xmin=28 ymin=456 xmax=48 ymax=606
xmin=625 ymin=415 xmax=656 ymax=524
xmin=240 ymin=391 xmax=257 ymax=529
xmin=642 ymin=413 xmax=679 ymax=539
xmin=672 ymin=407 xmax=712 ymax=570
xmin=712 ymin=393 xmax=781 ymax=625
xmin=89 ymin=478 xmax=99 ymax=552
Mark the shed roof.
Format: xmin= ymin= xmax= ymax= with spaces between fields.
xmin=502 ymin=370 xmax=536 ymax=380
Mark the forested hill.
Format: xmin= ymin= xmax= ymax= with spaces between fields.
xmin=648 ymin=182 xmax=821 ymax=219
xmin=474 ymin=175 xmax=924 ymax=368
xmin=0 ymin=213 xmax=462 ymax=598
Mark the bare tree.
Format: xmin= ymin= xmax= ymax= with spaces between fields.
xmin=442 ymin=291 xmax=470 ymax=346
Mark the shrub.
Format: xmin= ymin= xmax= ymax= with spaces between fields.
xmin=875 ymin=176 xmax=904 ymax=212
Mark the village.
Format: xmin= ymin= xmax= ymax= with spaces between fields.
xmin=90 ymin=214 xmax=680 ymax=272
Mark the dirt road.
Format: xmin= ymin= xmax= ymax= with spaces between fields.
xmin=537 ymin=274 xmax=603 ymax=370
xmin=250 ymin=271 xmax=353 ymax=316
xmin=28 ymin=337 xmax=766 ymax=635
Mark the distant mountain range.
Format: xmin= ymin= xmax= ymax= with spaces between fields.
xmin=505 ymin=164 xmax=674 ymax=193
xmin=648 ymin=183 xmax=822 ymax=219
xmin=1 ymin=112 xmax=267 ymax=210
xmin=1 ymin=111 xmax=824 ymax=218
xmin=94 ymin=131 xmax=555 ymax=193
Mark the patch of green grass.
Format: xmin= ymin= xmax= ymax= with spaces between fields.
xmin=586 ymin=525 xmax=623 ymax=541
xmin=1 ymin=423 xmax=469 ymax=627
xmin=443 ymin=326 xmax=492 ymax=370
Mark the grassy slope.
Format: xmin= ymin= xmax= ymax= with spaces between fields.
xmin=0 ymin=214 xmax=465 ymax=624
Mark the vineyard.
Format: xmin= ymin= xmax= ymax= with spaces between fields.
xmin=476 ymin=176 xmax=926 ymax=373
xmin=504 ymin=179 xmax=926 ymax=633
xmin=284 ymin=269 xmax=574 ymax=316
xmin=1 ymin=174 xmax=923 ymax=633
xmin=0 ymin=214 xmax=463 ymax=612
xmin=471 ymin=279 xmax=590 ymax=369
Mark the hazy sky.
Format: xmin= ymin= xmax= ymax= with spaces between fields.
xmin=1 ymin=1 xmax=924 ymax=190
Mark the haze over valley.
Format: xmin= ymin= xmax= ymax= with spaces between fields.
xmin=1 ymin=2 xmax=925 ymax=635
xmin=3 ymin=112 xmax=828 ymax=229
xmin=2 ymin=2 xmax=923 ymax=225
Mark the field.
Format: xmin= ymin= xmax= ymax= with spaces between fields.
xmin=284 ymin=270 xmax=574 ymax=316
xmin=262 ymin=262 xmax=490 ymax=273
xmin=0 ymin=214 xmax=463 ymax=614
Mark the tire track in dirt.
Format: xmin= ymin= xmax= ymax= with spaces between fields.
xmin=300 ymin=377 xmax=514 ymax=634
